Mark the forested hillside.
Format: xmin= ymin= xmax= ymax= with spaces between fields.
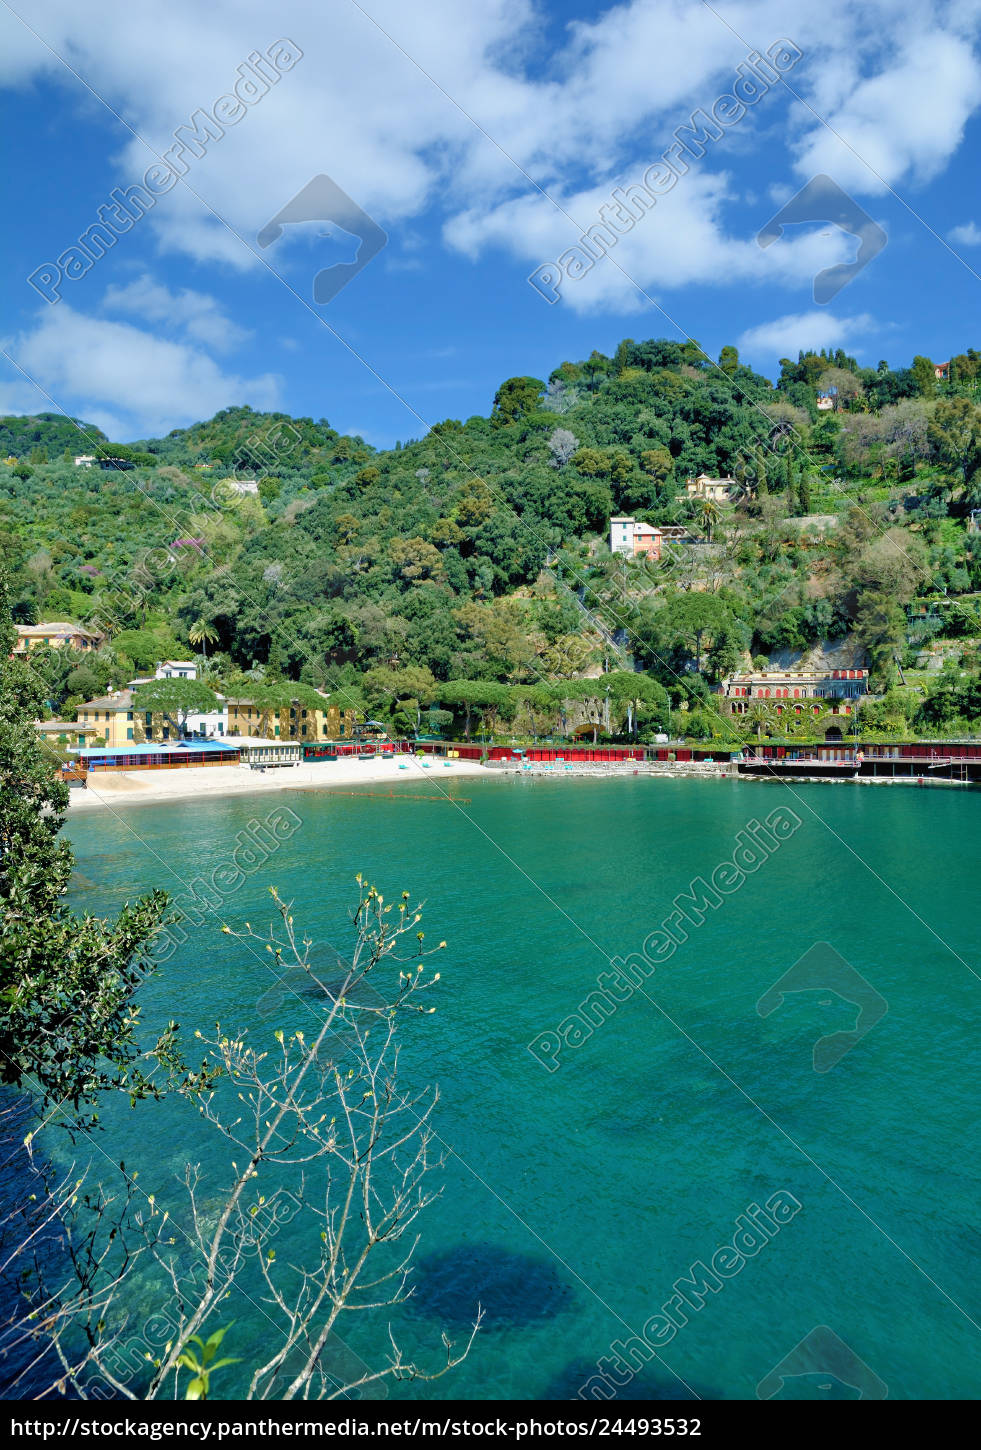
xmin=4 ymin=337 xmax=981 ymax=741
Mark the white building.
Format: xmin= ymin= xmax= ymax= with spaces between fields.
xmin=74 ymin=455 xmax=97 ymax=467
xmin=610 ymin=516 xmax=637 ymax=555
xmin=156 ymin=660 xmax=198 ymax=680
xmin=226 ymin=478 xmax=259 ymax=496
xmin=183 ymin=695 xmax=229 ymax=739
xmin=232 ymin=735 xmax=302 ymax=766
xmin=610 ymin=517 xmax=691 ymax=560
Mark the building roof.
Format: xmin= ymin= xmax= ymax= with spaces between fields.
xmin=79 ymin=689 xmax=134 ymax=710
xmin=70 ymin=740 xmax=237 ymax=758
xmin=16 ymin=622 xmax=101 ymax=639
xmin=726 ymin=668 xmax=867 ymax=680
xmin=229 ymin=735 xmax=302 ymax=748
xmin=36 ymin=720 xmax=100 ymax=734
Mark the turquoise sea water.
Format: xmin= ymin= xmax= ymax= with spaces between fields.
xmin=43 ymin=778 xmax=981 ymax=1399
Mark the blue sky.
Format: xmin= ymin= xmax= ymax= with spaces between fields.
xmin=2 ymin=0 xmax=981 ymax=448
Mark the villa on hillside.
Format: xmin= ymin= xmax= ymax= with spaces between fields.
xmin=14 ymin=622 xmax=102 ymax=655
xmin=934 ymin=361 xmax=950 ymax=381
xmin=685 ymin=472 xmax=738 ymax=501
xmin=717 ymin=667 xmax=869 ymax=719
xmin=609 ymin=517 xmax=695 ymax=559
xmin=155 ymin=660 xmax=197 ymax=680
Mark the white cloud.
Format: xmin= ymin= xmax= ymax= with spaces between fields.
xmin=445 ymin=170 xmax=859 ymax=314
xmin=0 ymin=0 xmax=979 ymax=311
xmin=738 ymin=310 xmax=876 ymax=359
xmin=949 ymin=220 xmax=981 ymax=245
xmin=789 ymin=29 xmax=981 ymax=193
xmin=2 ymin=305 xmax=278 ymax=437
xmin=102 ymin=274 xmax=251 ymax=350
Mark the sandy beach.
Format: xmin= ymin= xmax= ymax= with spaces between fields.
xmin=66 ymin=753 xmax=490 ymax=812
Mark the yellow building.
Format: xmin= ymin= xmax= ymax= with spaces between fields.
xmin=14 ymin=622 xmax=102 ymax=655
xmin=36 ymin=720 xmax=102 ymax=747
xmin=685 ymin=473 xmax=737 ymax=502
xmin=75 ymin=689 xmax=191 ymax=746
xmin=76 ymin=690 xmax=358 ymax=747
xmin=226 ymin=697 xmax=356 ymax=742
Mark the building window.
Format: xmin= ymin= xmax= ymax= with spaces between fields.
xmin=127 ymin=728 xmax=134 ymax=740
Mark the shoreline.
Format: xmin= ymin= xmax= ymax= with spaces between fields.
xmin=65 ymin=755 xmax=488 ymax=812
xmin=64 ymin=756 xmax=979 ymax=813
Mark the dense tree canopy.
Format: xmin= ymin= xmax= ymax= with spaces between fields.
xmin=4 ymin=334 xmax=981 ymax=740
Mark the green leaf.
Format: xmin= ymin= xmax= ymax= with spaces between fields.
xmin=204 ymin=1322 xmax=234 ymax=1356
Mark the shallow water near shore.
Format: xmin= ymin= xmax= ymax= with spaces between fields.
xmin=21 ymin=776 xmax=981 ymax=1400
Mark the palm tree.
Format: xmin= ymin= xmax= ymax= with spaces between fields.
xmin=698 ymin=497 xmax=722 ymax=542
xmin=188 ymin=618 xmax=219 ymax=658
xmin=745 ymin=700 xmax=777 ymax=738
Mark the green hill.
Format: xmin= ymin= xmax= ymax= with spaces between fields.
xmin=4 ymin=338 xmax=981 ymax=739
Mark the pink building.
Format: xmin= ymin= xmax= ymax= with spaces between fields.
xmin=719 ymin=668 xmax=869 ymax=719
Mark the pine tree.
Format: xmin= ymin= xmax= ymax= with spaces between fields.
xmin=798 ymin=472 xmax=812 ymax=515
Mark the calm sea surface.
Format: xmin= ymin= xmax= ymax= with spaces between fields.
xmin=22 ymin=777 xmax=981 ymax=1399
